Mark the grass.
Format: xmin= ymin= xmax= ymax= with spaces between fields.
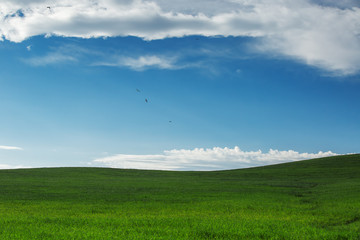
xmin=0 ymin=154 xmax=359 ymax=239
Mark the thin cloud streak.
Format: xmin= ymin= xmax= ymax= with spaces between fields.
xmin=95 ymin=55 xmax=180 ymax=71
xmin=92 ymin=146 xmax=339 ymax=171
xmin=1 ymin=0 xmax=359 ymax=75
xmin=24 ymin=52 xmax=77 ymax=66
xmin=0 ymin=145 xmax=23 ymax=150
xmin=22 ymin=44 xmax=98 ymax=66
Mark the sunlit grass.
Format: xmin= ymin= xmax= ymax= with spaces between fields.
xmin=0 ymin=154 xmax=359 ymax=239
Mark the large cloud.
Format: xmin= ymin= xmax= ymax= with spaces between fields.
xmin=92 ymin=146 xmax=338 ymax=171
xmin=1 ymin=0 xmax=360 ymax=75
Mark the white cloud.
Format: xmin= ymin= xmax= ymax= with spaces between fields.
xmin=0 ymin=164 xmax=31 ymax=169
xmin=252 ymin=3 xmax=360 ymax=75
xmin=92 ymin=146 xmax=339 ymax=171
xmin=0 ymin=145 xmax=23 ymax=150
xmin=96 ymin=55 xmax=179 ymax=71
xmin=1 ymin=0 xmax=360 ymax=75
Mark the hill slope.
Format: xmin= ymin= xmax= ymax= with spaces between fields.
xmin=0 ymin=154 xmax=359 ymax=239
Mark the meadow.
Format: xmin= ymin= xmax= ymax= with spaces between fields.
xmin=0 ymin=154 xmax=359 ymax=239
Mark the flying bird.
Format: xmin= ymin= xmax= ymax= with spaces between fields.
xmin=136 ymin=88 xmax=141 ymax=93
xmin=145 ymin=98 xmax=148 ymax=103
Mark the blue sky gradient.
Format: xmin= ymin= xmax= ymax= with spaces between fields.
xmin=0 ymin=0 xmax=359 ymax=170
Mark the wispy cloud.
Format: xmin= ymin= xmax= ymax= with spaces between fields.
xmin=22 ymin=44 xmax=97 ymax=66
xmin=0 ymin=0 xmax=359 ymax=75
xmin=0 ymin=145 xmax=23 ymax=150
xmin=25 ymin=42 xmax=199 ymax=71
xmin=92 ymin=146 xmax=339 ymax=171
xmin=24 ymin=52 xmax=77 ymax=66
xmin=96 ymin=55 xmax=179 ymax=71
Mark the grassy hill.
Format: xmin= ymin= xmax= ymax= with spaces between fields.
xmin=0 ymin=154 xmax=359 ymax=239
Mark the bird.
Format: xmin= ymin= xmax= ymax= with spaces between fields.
xmin=169 ymin=121 xmax=172 ymax=123
xmin=136 ymin=88 xmax=141 ymax=93
xmin=47 ymin=6 xmax=51 ymax=9
xmin=145 ymin=98 xmax=148 ymax=103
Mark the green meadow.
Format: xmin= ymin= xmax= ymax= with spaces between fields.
xmin=0 ymin=154 xmax=359 ymax=239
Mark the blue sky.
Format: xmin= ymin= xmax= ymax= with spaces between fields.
xmin=0 ymin=0 xmax=359 ymax=170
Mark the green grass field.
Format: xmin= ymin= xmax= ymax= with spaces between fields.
xmin=0 ymin=154 xmax=359 ymax=239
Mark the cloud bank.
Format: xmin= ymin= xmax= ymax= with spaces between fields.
xmin=0 ymin=164 xmax=31 ymax=169
xmin=1 ymin=0 xmax=360 ymax=75
xmin=92 ymin=146 xmax=338 ymax=171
